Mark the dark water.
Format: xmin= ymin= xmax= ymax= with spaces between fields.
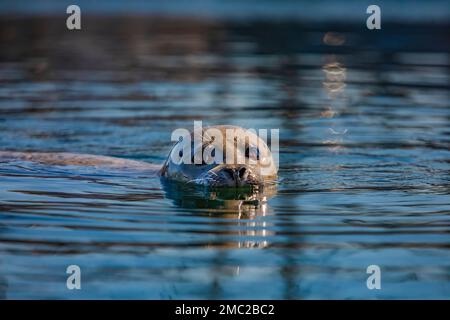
xmin=0 ymin=16 xmax=449 ymax=299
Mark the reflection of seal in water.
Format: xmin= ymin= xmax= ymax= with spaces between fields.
xmin=160 ymin=125 xmax=278 ymax=187
xmin=161 ymin=180 xmax=276 ymax=248
xmin=162 ymin=178 xmax=277 ymax=213
xmin=0 ymin=125 xmax=277 ymax=187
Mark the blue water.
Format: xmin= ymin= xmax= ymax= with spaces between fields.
xmin=0 ymin=15 xmax=449 ymax=299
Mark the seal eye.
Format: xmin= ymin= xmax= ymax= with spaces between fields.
xmin=179 ymin=149 xmax=183 ymax=158
xmin=245 ymin=146 xmax=260 ymax=160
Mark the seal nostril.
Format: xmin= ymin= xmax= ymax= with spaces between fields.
xmin=223 ymin=167 xmax=248 ymax=182
xmin=223 ymin=168 xmax=235 ymax=180
xmin=238 ymin=167 xmax=247 ymax=179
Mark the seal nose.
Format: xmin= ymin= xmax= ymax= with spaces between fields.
xmin=223 ymin=166 xmax=249 ymax=182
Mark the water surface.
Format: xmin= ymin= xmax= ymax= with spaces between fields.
xmin=0 ymin=16 xmax=449 ymax=299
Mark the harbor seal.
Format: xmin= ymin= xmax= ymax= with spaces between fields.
xmin=0 ymin=125 xmax=278 ymax=187
xmin=160 ymin=125 xmax=278 ymax=187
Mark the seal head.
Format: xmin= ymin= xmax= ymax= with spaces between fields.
xmin=160 ymin=125 xmax=277 ymax=187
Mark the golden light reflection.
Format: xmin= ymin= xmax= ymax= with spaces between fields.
xmin=322 ymin=61 xmax=347 ymax=97
xmin=323 ymin=32 xmax=346 ymax=46
xmin=321 ymin=33 xmax=348 ymax=153
xmin=320 ymin=106 xmax=338 ymax=118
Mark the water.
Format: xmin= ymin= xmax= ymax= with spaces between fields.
xmin=0 ymin=16 xmax=449 ymax=299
